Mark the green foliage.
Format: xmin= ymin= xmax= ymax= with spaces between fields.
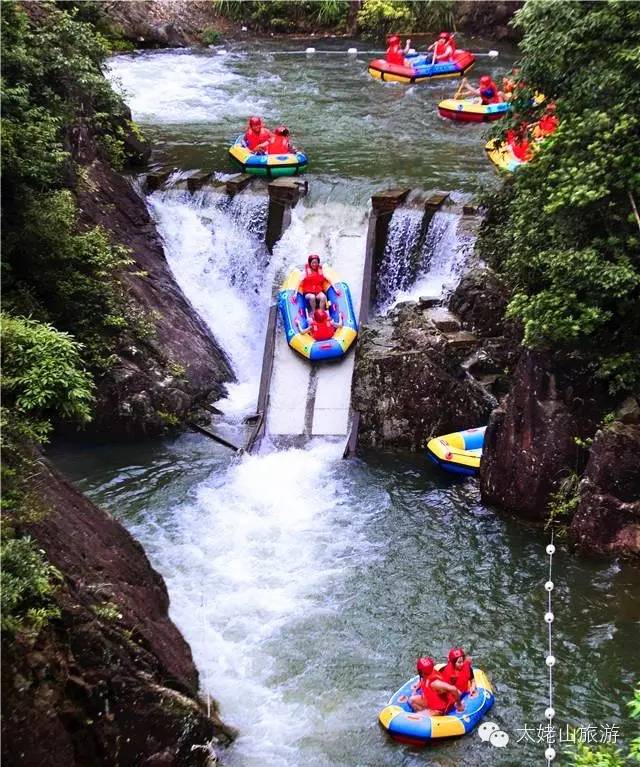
xmin=212 ymin=0 xmax=349 ymax=31
xmin=0 ymin=536 xmax=61 ymax=636
xmin=1 ymin=315 xmax=95 ymax=441
xmin=201 ymin=27 xmax=222 ymax=46
xmin=479 ymin=0 xmax=640 ymax=395
xmin=356 ymin=0 xmax=413 ymax=38
xmin=91 ymin=601 xmax=123 ymax=622
xmin=3 ymin=190 xmax=136 ymax=371
xmin=546 ymin=472 xmax=580 ymax=534
xmin=567 ymin=685 xmax=640 ymax=765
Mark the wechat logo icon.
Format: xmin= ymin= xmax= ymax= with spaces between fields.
xmin=478 ymin=721 xmax=510 ymax=748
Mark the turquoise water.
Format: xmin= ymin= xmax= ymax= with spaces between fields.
xmin=49 ymin=40 xmax=640 ymax=767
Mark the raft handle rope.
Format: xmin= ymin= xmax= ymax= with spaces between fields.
xmin=544 ymin=531 xmax=556 ymax=765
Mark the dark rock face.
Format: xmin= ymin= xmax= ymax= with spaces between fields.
xmin=453 ymin=1 xmax=523 ymax=41
xmin=570 ymin=422 xmax=640 ymax=557
xmin=69 ymin=125 xmax=234 ymax=438
xmin=1 ymin=457 xmax=236 ymax=765
xmin=449 ymin=267 xmax=510 ymax=339
xmin=100 ymin=1 xmax=225 ymax=48
xmin=480 ymin=350 xmax=609 ymax=520
xmin=353 ymin=302 xmax=494 ymax=451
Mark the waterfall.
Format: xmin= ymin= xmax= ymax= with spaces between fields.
xmin=380 ymin=208 xmax=473 ymax=312
xmin=146 ymin=185 xmax=273 ymax=418
xmin=375 ymin=207 xmax=424 ymax=309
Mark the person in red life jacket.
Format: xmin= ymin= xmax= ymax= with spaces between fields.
xmin=428 ymin=32 xmax=455 ymax=63
xmin=459 ymin=75 xmax=503 ymax=104
xmin=385 ymin=34 xmax=407 ymax=66
xmin=532 ymin=102 xmax=559 ymax=139
xmin=440 ymin=648 xmax=477 ymax=696
xmin=299 ymin=254 xmax=331 ymax=315
xmin=502 ymin=67 xmax=524 ymax=101
xmin=243 ymin=116 xmax=272 ymax=154
xmin=302 ymin=308 xmax=342 ymax=341
xmin=507 ymin=123 xmax=533 ymax=161
xmin=407 ymin=657 xmax=463 ymax=715
xmin=267 ymin=125 xmax=295 ymax=155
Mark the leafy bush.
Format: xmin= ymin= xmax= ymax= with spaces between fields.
xmin=566 ymin=685 xmax=640 ymax=765
xmin=201 ymin=27 xmax=222 ymax=46
xmin=0 ymin=536 xmax=61 ymax=636
xmin=479 ymin=1 xmax=640 ymax=395
xmin=1 ymin=315 xmax=95 ymax=441
xmin=356 ymin=0 xmax=413 ymax=38
xmin=212 ymin=0 xmax=349 ymax=30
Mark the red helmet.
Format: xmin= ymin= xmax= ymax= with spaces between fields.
xmin=448 ymin=647 xmax=465 ymax=663
xmin=307 ymin=254 xmax=321 ymax=266
xmin=439 ymin=31 xmax=450 ymax=39
xmin=480 ymin=75 xmax=492 ymax=86
xmin=248 ymin=116 xmax=262 ymax=128
xmin=274 ymin=125 xmax=289 ymax=136
xmin=416 ymin=656 xmax=434 ymax=675
xmin=313 ymin=309 xmax=328 ymax=322
xmin=387 ymin=34 xmax=400 ymax=44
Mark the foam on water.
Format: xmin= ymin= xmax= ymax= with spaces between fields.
xmin=383 ymin=209 xmax=471 ymax=310
xmin=106 ymin=52 xmax=265 ymax=124
xmin=147 ymin=187 xmax=274 ymax=417
xmin=129 ymin=440 xmax=377 ymax=766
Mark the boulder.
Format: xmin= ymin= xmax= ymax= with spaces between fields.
xmin=352 ymin=302 xmax=493 ymax=451
xmin=480 ymin=350 xmax=609 ymax=520
xmin=570 ymin=423 xmax=640 ymax=557
xmin=1 ymin=456 xmax=236 ymax=766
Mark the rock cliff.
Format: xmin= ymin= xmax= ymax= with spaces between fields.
xmin=352 ymin=300 xmax=494 ymax=451
xmin=1 ymin=456 xmax=236 ymax=766
xmin=570 ymin=420 xmax=640 ymax=557
xmin=479 ymin=350 xmax=608 ymax=520
xmin=69 ymin=122 xmax=234 ymax=439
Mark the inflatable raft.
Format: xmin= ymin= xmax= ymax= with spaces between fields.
xmin=485 ymin=138 xmax=524 ymax=172
xmin=229 ymin=136 xmax=308 ymax=177
xmin=438 ymin=98 xmax=510 ymax=123
xmin=426 ymin=426 xmax=486 ymax=476
xmin=379 ymin=668 xmax=495 ymax=746
xmin=277 ymin=266 xmax=358 ymax=361
xmin=368 ymin=50 xmax=474 ymax=84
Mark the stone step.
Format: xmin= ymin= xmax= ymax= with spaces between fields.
xmin=443 ymin=330 xmax=478 ymax=348
xmin=427 ymin=307 xmax=461 ymax=333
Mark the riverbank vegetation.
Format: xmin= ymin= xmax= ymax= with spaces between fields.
xmin=0 ymin=2 xmax=144 ymax=636
xmin=212 ymin=0 xmax=454 ymax=36
xmin=479 ymin=1 xmax=640 ymax=396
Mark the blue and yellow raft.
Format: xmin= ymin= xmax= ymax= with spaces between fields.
xmin=426 ymin=426 xmax=486 ymax=476
xmin=229 ymin=135 xmax=308 ymax=177
xmin=277 ymin=266 xmax=358 ymax=361
xmin=379 ymin=667 xmax=494 ymax=746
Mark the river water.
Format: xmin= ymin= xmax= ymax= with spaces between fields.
xmin=51 ymin=41 xmax=639 ymax=766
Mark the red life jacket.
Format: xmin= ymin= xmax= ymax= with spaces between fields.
xmin=419 ymin=671 xmax=453 ymax=713
xmin=310 ymin=317 xmax=335 ymax=341
xmin=268 ymin=134 xmax=291 ymax=155
xmin=300 ymin=264 xmax=326 ymax=295
xmin=385 ymin=44 xmax=405 ymax=66
xmin=538 ymin=113 xmax=559 ymax=136
xmin=441 ymin=660 xmax=473 ymax=693
xmin=244 ymin=128 xmax=271 ymax=151
xmin=480 ymin=80 xmax=501 ymax=104
xmin=434 ymin=40 xmax=454 ymax=62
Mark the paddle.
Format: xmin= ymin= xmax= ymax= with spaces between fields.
xmin=453 ymin=79 xmax=466 ymax=99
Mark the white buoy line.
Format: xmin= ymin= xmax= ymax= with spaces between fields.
xmin=544 ymin=531 xmax=557 ymax=765
xmin=241 ymin=48 xmax=500 ymax=57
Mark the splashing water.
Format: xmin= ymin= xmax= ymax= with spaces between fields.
xmin=382 ymin=209 xmax=472 ymax=310
xmin=147 ymin=187 xmax=273 ymax=417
